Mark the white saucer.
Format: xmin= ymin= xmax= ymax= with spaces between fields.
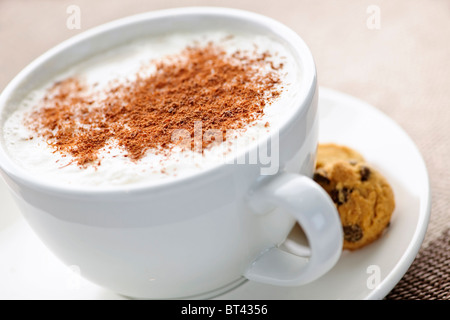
xmin=0 ymin=88 xmax=431 ymax=300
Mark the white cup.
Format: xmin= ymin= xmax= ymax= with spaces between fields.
xmin=0 ymin=7 xmax=342 ymax=299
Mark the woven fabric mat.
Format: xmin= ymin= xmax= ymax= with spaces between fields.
xmin=386 ymin=228 xmax=450 ymax=300
xmin=1 ymin=0 xmax=449 ymax=300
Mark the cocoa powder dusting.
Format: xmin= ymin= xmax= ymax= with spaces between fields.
xmin=27 ymin=42 xmax=283 ymax=167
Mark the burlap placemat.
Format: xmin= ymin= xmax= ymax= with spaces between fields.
xmin=0 ymin=0 xmax=449 ymax=299
xmin=386 ymin=228 xmax=450 ymax=300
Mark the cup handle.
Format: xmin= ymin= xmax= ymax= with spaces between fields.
xmin=245 ymin=172 xmax=343 ymax=286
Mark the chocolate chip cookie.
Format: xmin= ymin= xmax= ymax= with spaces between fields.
xmin=315 ymin=143 xmax=365 ymax=169
xmin=313 ymin=144 xmax=395 ymax=250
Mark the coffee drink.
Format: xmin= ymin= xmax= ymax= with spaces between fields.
xmin=2 ymin=30 xmax=300 ymax=187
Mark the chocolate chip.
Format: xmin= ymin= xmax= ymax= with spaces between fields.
xmin=330 ymin=189 xmax=339 ymax=204
xmin=360 ymin=166 xmax=371 ymax=181
xmin=343 ymin=224 xmax=363 ymax=242
xmin=313 ymin=171 xmax=330 ymax=185
xmin=330 ymin=187 xmax=352 ymax=205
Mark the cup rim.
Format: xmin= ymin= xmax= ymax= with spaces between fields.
xmin=0 ymin=6 xmax=317 ymax=196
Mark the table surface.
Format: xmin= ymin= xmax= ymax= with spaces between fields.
xmin=0 ymin=0 xmax=448 ymax=300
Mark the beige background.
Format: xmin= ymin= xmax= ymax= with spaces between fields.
xmin=1 ymin=0 xmax=449 ymax=298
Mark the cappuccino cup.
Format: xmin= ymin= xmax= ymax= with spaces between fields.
xmin=0 ymin=7 xmax=342 ymax=299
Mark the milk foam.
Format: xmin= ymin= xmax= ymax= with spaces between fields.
xmin=3 ymin=31 xmax=300 ymax=187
